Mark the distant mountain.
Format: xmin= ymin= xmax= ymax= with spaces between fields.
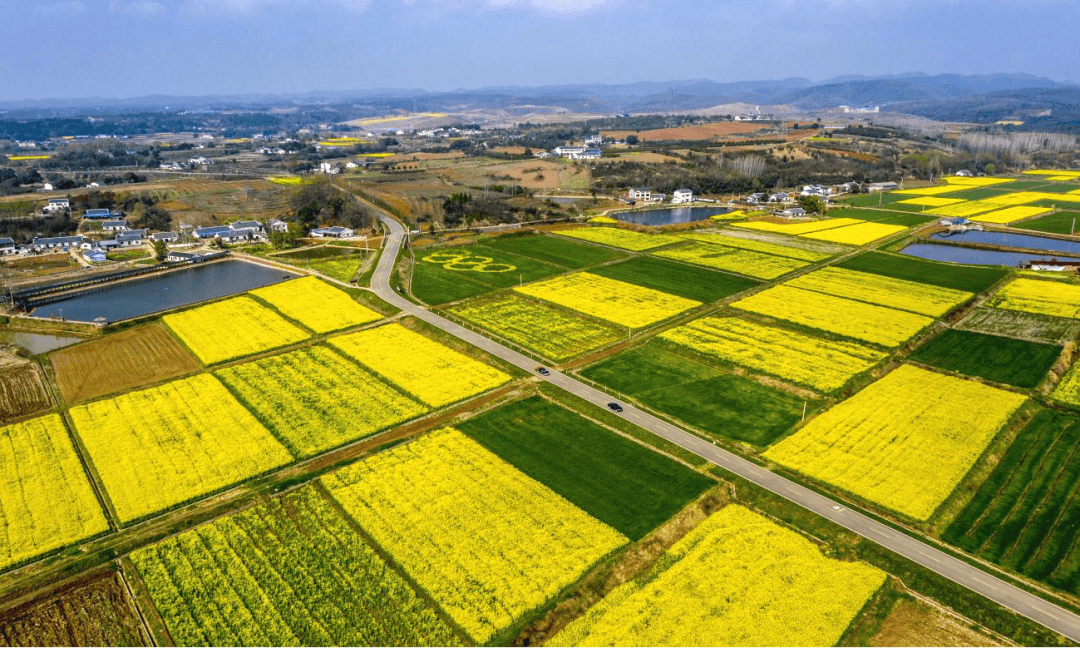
xmin=1 ymin=73 xmax=1077 ymax=129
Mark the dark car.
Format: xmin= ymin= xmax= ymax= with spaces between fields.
xmin=536 ymin=366 xmax=551 ymax=376
xmin=607 ymin=402 xmax=624 ymax=413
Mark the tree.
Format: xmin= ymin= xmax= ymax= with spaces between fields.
xmin=625 ymin=135 xmax=639 ymax=145
xmin=153 ymin=239 xmax=167 ymax=262
xmin=798 ymin=195 xmax=826 ymax=214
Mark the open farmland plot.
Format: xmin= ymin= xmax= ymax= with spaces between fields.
xmin=836 ymin=251 xmax=1008 ymax=293
xmin=678 ymin=231 xmax=830 ymax=261
xmin=322 ymin=428 xmax=627 ymax=644
xmin=765 ymin=365 xmax=1026 ymax=520
xmin=0 ymin=364 xmax=51 ymax=422
xmin=1016 ymin=211 xmax=1080 ymax=235
xmin=909 ymin=329 xmax=1060 ymax=389
xmin=580 ymin=342 xmax=805 ymax=446
xmin=731 ymin=285 xmax=934 ymax=347
xmin=786 ymin=266 xmax=974 ymax=317
xmin=0 ymin=415 xmax=109 ymax=572
xmin=0 ymin=570 xmax=148 ymax=646
xmin=412 ymin=244 xmax=564 ymax=305
xmin=70 ymin=374 xmax=293 ymax=523
xmin=252 ymin=276 xmax=381 ymax=334
xmin=659 ymin=316 xmax=886 ymax=393
xmin=589 ymin=256 xmax=759 ymax=302
xmin=131 ymin=486 xmax=459 ymax=646
xmin=480 ymin=233 xmax=627 ymax=269
xmin=163 ymin=296 xmax=309 ymax=365
xmin=329 ymin=323 xmax=510 ymax=407
xmin=1050 ymin=363 xmax=1080 ymax=410
xmin=458 ymin=396 xmax=714 ymax=541
xmin=733 ymin=217 xmax=864 ymax=235
xmin=515 ymin=273 xmax=700 ymax=329
xmin=971 ymin=206 xmax=1053 ymax=224
xmin=274 ymin=246 xmax=366 ymax=282
xmin=990 ymin=278 xmax=1080 ymax=318
xmin=943 ymin=410 xmax=1080 ymax=593
xmin=824 ymin=208 xmax=937 ymax=227
xmin=49 ymin=325 xmax=199 ymax=404
xmin=653 ymin=241 xmax=811 ymax=280
xmin=551 ymin=227 xmax=682 ymax=251
xmin=216 ymin=346 xmax=427 ymax=458
xmin=802 ymin=221 xmax=909 ymax=245
xmin=549 ymin=505 xmax=886 ymax=647
xmin=958 ymin=307 xmax=1080 ymax=345
xmin=446 ymin=293 xmax=622 ymax=362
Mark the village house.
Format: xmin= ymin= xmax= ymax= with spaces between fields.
xmin=151 ymin=232 xmax=180 ymax=244
xmin=116 ymin=229 xmax=148 ymax=247
xmin=672 ymin=189 xmax=693 ymax=204
xmin=628 ymin=187 xmax=651 ymax=201
xmin=43 ymin=198 xmax=70 ymax=213
xmin=0 ymin=238 xmax=16 ymax=256
xmin=101 ymin=220 xmax=129 ymax=232
xmin=310 ymin=226 xmax=355 ymax=238
xmin=32 ymin=235 xmax=86 ymax=251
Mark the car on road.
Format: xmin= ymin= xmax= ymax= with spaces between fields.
xmin=607 ymin=402 xmax=624 ymax=413
xmin=536 ymin=366 xmax=551 ymax=376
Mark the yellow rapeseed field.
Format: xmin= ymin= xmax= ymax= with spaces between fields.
xmin=216 ymin=346 xmax=428 ymax=458
xmin=660 ymin=316 xmax=886 ymax=392
xmin=927 ymin=200 xmax=1001 ymax=218
xmin=552 ymin=227 xmax=683 ymax=251
xmin=733 ymin=217 xmax=863 ymax=235
xmin=252 ymin=276 xmax=381 ymax=334
xmin=0 ymin=415 xmax=109 ymax=571
xmin=801 ymin=222 xmax=908 ymax=246
xmin=70 ymin=374 xmax=293 ymax=523
xmin=163 ymin=296 xmax=309 ymax=365
xmin=894 ymin=185 xmax=966 ymax=196
xmin=897 ymin=196 xmax=965 ymax=207
xmin=1050 ymin=362 xmax=1080 ymax=409
xmin=678 ymin=232 xmax=829 ymax=261
xmin=447 ymin=293 xmax=622 ymax=361
xmin=991 ymin=278 xmax=1080 ymax=318
xmin=654 ymin=242 xmax=810 ymax=280
xmin=970 ymin=206 xmax=1052 ymax=224
xmin=266 ymin=176 xmax=307 ymax=186
xmin=1025 ymin=170 xmax=1080 ymax=177
xmin=980 ymin=191 xmax=1057 ymax=206
xmin=943 ymin=176 xmax=1013 ymax=186
xmin=549 ymin=505 xmax=886 ymax=647
xmin=322 ymin=428 xmax=626 ymax=644
xmin=329 ymin=323 xmax=510 ymax=407
xmin=731 ymin=285 xmax=933 ymax=347
xmin=515 ymin=273 xmax=700 ymax=329
xmin=765 ymin=365 xmax=1026 ymax=520
xmin=787 ymin=267 xmax=973 ymax=317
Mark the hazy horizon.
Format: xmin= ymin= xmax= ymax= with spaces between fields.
xmin=3 ymin=0 xmax=1078 ymax=102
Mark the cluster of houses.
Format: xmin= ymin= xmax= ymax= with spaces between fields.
xmin=624 ymin=188 xmax=694 ymax=205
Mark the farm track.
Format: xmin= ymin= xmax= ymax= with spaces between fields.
xmin=364 ymin=197 xmax=1080 ymax=643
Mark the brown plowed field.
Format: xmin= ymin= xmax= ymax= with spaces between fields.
xmin=0 ymin=570 xmax=148 ymax=646
xmin=0 ymin=365 xmax=52 ymax=423
xmin=50 ymin=324 xmax=200 ymax=404
xmin=604 ymin=122 xmax=764 ymax=141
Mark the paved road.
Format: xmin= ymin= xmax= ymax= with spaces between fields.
xmin=369 ymin=213 xmax=1080 ymax=643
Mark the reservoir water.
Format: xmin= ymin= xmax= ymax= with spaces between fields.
xmin=31 ymin=259 xmax=299 ymax=324
xmin=931 ymin=230 xmax=1080 ymax=256
xmin=615 ymin=206 xmax=734 ymax=226
xmin=901 ymin=243 xmax=1080 ymax=267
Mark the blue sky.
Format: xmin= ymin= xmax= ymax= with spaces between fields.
xmin=4 ymin=0 xmax=1078 ymax=100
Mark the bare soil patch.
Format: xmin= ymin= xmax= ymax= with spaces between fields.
xmin=50 ymin=324 xmax=200 ymax=404
xmin=869 ymin=598 xmax=1005 ymax=647
xmin=0 ymin=364 xmax=51 ymax=423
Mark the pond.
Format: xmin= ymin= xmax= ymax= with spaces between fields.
xmin=31 ymin=259 xmax=300 ymax=324
xmin=931 ymin=230 xmax=1080 ymax=256
xmin=901 ymin=243 xmax=1080 ymax=267
xmin=614 ymin=206 xmax=735 ymax=226
xmin=0 ymin=330 xmax=85 ymax=354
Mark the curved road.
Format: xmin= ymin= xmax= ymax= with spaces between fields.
xmin=370 ymin=213 xmax=1080 ymax=643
